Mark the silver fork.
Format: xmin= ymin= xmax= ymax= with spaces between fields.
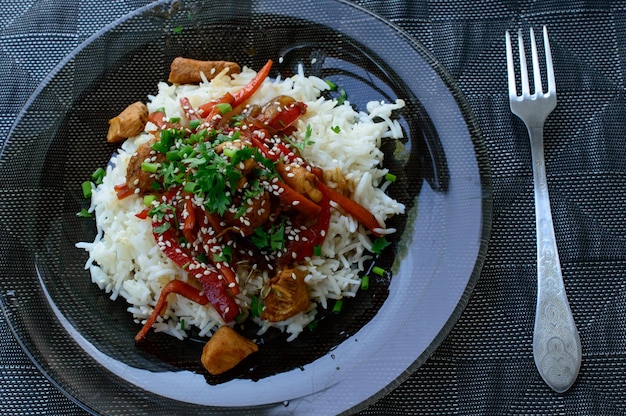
xmin=506 ymin=26 xmax=581 ymax=393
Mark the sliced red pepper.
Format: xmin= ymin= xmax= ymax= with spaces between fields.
xmin=200 ymin=92 xmax=235 ymax=126
xmin=179 ymin=97 xmax=200 ymax=121
xmin=150 ymin=209 xmax=239 ymax=324
xmin=319 ymin=182 xmax=383 ymax=237
xmin=182 ymin=194 xmax=196 ymax=244
xmin=134 ymin=279 xmax=208 ymax=343
xmin=135 ymin=208 xmax=150 ymax=220
xmin=147 ymin=110 xmax=173 ymax=130
xmin=202 ymin=233 xmax=240 ymax=296
xmin=286 ymin=183 xmax=331 ymax=263
xmin=276 ymin=143 xmax=298 ymax=163
xmin=114 ymin=183 xmax=134 ymax=200
xmin=203 ymin=209 xmax=224 ymax=234
xmin=249 ymin=135 xmax=279 ymax=161
xmin=231 ymin=59 xmax=273 ymax=108
xmin=273 ymin=180 xmax=322 ymax=218
xmin=264 ymin=100 xmax=307 ymax=132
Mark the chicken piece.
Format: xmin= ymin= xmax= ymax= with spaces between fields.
xmin=107 ymin=101 xmax=148 ymax=143
xmin=261 ymin=268 xmax=310 ymax=322
xmin=201 ymin=326 xmax=258 ymax=375
xmin=126 ymin=138 xmax=165 ymax=195
xmin=276 ymin=162 xmax=323 ymax=203
xmin=168 ymin=57 xmax=241 ymax=84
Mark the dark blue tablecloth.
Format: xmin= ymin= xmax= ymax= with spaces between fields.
xmin=2 ymin=1 xmax=626 ymax=414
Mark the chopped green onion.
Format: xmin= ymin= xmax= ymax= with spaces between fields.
xmin=150 ymin=141 xmax=169 ymax=153
xmin=337 ymin=87 xmax=347 ymax=106
xmin=331 ymin=125 xmax=341 ymax=134
xmin=173 ymin=26 xmax=183 ymax=34
xmin=76 ymin=208 xmax=92 ymax=218
xmin=313 ymin=245 xmax=322 ymax=257
xmin=222 ymin=147 xmax=237 ymax=159
xmin=166 ymin=150 xmax=181 ymax=161
xmin=325 ymin=79 xmax=338 ymax=91
xmin=91 ymin=167 xmax=106 ymax=185
xmin=189 ymin=119 xmax=202 ymax=130
xmin=197 ymin=252 xmax=209 ymax=264
xmin=81 ymin=181 xmax=93 ymax=198
xmin=155 ymin=107 xmax=166 ymax=114
xmin=250 ymin=295 xmax=263 ymax=317
xmin=372 ymin=266 xmax=385 ymax=276
xmin=180 ymin=318 xmax=185 ymax=330
xmin=215 ymin=103 xmax=232 ymax=114
xmin=143 ymin=195 xmax=157 ymax=206
xmin=360 ymin=275 xmax=370 ymax=291
xmin=141 ymin=162 xmax=159 ymax=174
xmin=150 ymin=181 xmax=161 ymax=191
xmin=332 ymin=299 xmax=343 ymax=314
xmin=385 ymin=172 xmax=397 ymax=182
xmin=169 ymin=117 xmax=181 ymax=124
xmin=183 ymin=181 xmax=196 ymax=193
xmin=154 ymin=222 xmax=170 ymax=234
xmin=308 ymin=319 xmax=319 ymax=331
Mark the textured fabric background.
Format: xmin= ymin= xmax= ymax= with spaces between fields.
xmin=2 ymin=0 xmax=626 ymax=415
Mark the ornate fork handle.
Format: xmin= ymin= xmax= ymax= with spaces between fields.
xmin=528 ymin=124 xmax=582 ymax=393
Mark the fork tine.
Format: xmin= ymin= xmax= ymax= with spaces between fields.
xmin=505 ymin=31 xmax=517 ymax=97
xmin=530 ymin=27 xmax=543 ymax=95
xmin=517 ymin=29 xmax=530 ymax=97
xmin=543 ymin=25 xmax=556 ymax=94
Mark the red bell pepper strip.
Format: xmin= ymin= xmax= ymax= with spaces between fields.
xmin=264 ymin=100 xmax=307 ymax=132
xmin=319 ymin=182 xmax=383 ymax=237
xmin=231 ymin=59 xmax=273 ymax=108
xmin=179 ymin=97 xmax=200 ymax=121
xmin=276 ymin=143 xmax=298 ymax=163
xmin=286 ymin=183 xmax=331 ymax=262
xmin=273 ymin=180 xmax=322 ymax=218
xmin=203 ymin=234 xmax=240 ymax=296
xmin=135 ymin=208 xmax=150 ymax=220
xmin=148 ymin=208 xmax=239 ymax=327
xmin=147 ymin=110 xmax=174 ymax=130
xmin=249 ymin=135 xmax=279 ymax=161
xmin=114 ymin=183 xmax=134 ymax=200
xmin=134 ymin=279 xmax=208 ymax=343
xmin=182 ymin=194 xmax=196 ymax=244
xmin=199 ymin=92 xmax=235 ymax=126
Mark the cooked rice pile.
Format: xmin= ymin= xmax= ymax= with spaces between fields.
xmin=76 ymin=65 xmax=405 ymax=341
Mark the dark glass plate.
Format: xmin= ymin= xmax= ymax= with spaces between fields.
xmin=0 ymin=0 xmax=491 ymax=414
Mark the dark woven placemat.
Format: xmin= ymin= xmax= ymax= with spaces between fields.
xmin=2 ymin=0 xmax=626 ymax=414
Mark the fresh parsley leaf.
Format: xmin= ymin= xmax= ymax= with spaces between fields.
xmin=370 ymin=237 xmax=391 ymax=255
xmin=252 ymin=220 xmax=286 ymax=252
xmin=154 ymin=222 xmax=171 ymax=234
xmin=76 ymin=208 xmax=92 ymax=218
xmin=213 ymin=246 xmax=233 ymax=264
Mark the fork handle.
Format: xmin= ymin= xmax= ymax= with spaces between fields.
xmin=528 ymin=125 xmax=582 ymax=393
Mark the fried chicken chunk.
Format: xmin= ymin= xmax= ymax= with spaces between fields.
xmin=168 ymin=57 xmax=241 ymax=84
xmin=261 ymin=268 xmax=310 ymax=322
xmin=107 ymin=101 xmax=148 ymax=143
xmin=126 ymin=138 xmax=165 ymax=195
xmin=201 ymin=326 xmax=258 ymax=375
xmin=276 ymin=162 xmax=323 ymax=203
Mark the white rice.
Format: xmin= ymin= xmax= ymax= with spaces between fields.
xmin=76 ymin=65 xmax=406 ymax=342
